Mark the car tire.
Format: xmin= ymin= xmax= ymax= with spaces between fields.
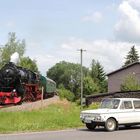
xmin=105 ymin=118 xmax=117 ymax=132
xmin=86 ymin=123 xmax=96 ymax=130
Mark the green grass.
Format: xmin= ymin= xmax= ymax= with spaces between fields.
xmin=0 ymin=102 xmax=83 ymax=133
xmin=0 ymin=100 xmax=100 ymax=133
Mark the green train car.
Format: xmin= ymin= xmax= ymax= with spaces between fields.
xmin=40 ymin=75 xmax=56 ymax=98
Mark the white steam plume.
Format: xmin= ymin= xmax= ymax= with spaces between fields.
xmin=10 ymin=52 xmax=20 ymax=64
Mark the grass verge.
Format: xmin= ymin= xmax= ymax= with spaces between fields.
xmin=0 ymin=101 xmax=83 ymax=133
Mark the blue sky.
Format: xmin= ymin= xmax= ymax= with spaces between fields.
xmin=0 ymin=0 xmax=140 ymax=75
xmin=0 ymin=0 xmax=118 ymax=40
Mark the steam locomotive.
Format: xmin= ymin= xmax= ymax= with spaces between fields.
xmin=0 ymin=62 xmax=56 ymax=105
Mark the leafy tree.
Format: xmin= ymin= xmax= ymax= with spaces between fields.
xmin=19 ymin=57 xmax=38 ymax=72
xmin=47 ymin=61 xmax=89 ymax=99
xmin=120 ymin=74 xmax=140 ymax=91
xmin=0 ymin=32 xmax=39 ymax=72
xmin=124 ymin=45 xmax=139 ymax=66
xmin=90 ymin=59 xmax=107 ymax=92
xmin=0 ymin=32 xmax=25 ymax=67
xmin=0 ymin=48 xmax=2 ymax=64
xmin=83 ymin=76 xmax=99 ymax=96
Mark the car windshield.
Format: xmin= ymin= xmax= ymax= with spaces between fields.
xmin=100 ymin=98 xmax=120 ymax=109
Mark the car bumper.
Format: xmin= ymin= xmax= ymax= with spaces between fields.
xmin=81 ymin=119 xmax=105 ymax=126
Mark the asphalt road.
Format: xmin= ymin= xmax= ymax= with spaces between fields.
xmin=1 ymin=126 xmax=140 ymax=140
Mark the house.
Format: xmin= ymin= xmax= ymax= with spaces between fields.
xmin=107 ymin=62 xmax=140 ymax=93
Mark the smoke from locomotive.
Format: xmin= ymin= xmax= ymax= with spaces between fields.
xmin=0 ymin=53 xmax=56 ymax=105
xmin=10 ymin=52 xmax=20 ymax=64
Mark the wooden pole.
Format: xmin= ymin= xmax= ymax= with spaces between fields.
xmin=41 ymin=86 xmax=44 ymax=108
xmin=78 ymin=49 xmax=86 ymax=108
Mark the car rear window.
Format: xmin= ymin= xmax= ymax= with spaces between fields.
xmin=120 ymin=101 xmax=133 ymax=109
xmin=133 ymin=100 xmax=140 ymax=109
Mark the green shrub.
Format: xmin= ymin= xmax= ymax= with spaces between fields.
xmin=120 ymin=74 xmax=140 ymax=91
xmin=75 ymin=99 xmax=82 ymax=106
xmin=58 ymin=89 xmax=75 ymax=102
xmin=83 ymin=76 xmax=100 ymax=96
xmin=87 ymin=102 xmax=100 ymax=109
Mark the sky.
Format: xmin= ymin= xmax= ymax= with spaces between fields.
xmin=0 ymin=0 xmax=140 ymax=75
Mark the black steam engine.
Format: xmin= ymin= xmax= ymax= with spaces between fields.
xmin=0 ymin=62 xmax=41 ymax=104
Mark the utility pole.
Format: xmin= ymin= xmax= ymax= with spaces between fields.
xmin=78 ymin=49 xmax=86 ymax=108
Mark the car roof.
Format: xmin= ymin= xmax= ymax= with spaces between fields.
xmin=108 ymin=98 xmax=140 ymax=101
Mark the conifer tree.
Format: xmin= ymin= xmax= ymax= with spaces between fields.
xmin=90 ymin=59 xmax=107 ymax=92
xmin=124 ymin=46 xmax=139 ymax=66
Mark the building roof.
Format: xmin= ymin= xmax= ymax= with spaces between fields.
xmin=107 ymin=61 xmax=140 ymax=76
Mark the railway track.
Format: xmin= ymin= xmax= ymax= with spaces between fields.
xmin=0 ymin=93 xmax=56 ymax=110
xmin=0 ymin=95 xmax=59 ymax=112
xmin=0 ymin=104 xmax=14 ymax=109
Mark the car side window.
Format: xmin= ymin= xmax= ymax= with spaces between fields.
xmin=120 ymin=101 xmax=133 ymax=109
xmin=133 ymin=100 xmax=140 ymax=109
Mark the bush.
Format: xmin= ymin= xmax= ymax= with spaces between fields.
xmin=87 ymin=102 xmax=100 ymax=109
xmin=58 ymin=89 xmax=75 ymax=102
xmin=83 ymin=76 xmax=100 ymax=96
xmin=120 ymin=74 xmax=140 ymax=91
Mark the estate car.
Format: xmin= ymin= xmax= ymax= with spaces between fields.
xmin=80 ymin=98 xmax=140 ymax=131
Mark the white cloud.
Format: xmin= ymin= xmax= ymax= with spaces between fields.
xmin=115 ymin=1 xmax=140 ymax=42
xmin=82 ymin=11 xmax=103 ymax=23
xmin=25 ymin=1 xmax=140 ymax=75
xmin=25 ymin=41 xmax=61 ymax=75
xmin=26 ymin=38 xmax=138 ymax=75
xmin=58 ymin=39 xmax=135 ymax=73
xmin=128 ymin=0 xmax=140 ymax=8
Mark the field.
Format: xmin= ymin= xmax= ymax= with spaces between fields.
xmin=0 ymin=100 xmax=83 ymax=133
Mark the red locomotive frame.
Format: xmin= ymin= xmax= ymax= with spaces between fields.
xmin=0 ymin=84 xmax=42 ymax=104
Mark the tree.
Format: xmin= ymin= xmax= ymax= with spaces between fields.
xmin=0 ymin=48 xmax=2 ymax=65
xmin=124 ymin=45 xmax=139 ymax=66
xmin=90 ymin=59 xmax=107 ymax=92
xmin=120 ymin=74 xmax=140 ymax=91
xmin=19 ymin=57 xmax=38 ymax=72
xmin=83 ymin=76 xmax=99 ymax=96
xmin=47 ymin=61 xmax=89 ymax=99
xmin=0 ymin=32 xmax=39 ymax=72
xmin=0 ymin=32 xmax=25 ymax=67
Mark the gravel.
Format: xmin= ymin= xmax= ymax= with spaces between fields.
xmin=0 ymin=96 xmax=60 ymax=112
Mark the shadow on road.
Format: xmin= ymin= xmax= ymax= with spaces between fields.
xmin=77 ymin=127 xmax=106 ymax=132
xmin=119 ymin=125 xmax=140 ymax=131
xmin=78 ymin=125 xmax=140 ymax=132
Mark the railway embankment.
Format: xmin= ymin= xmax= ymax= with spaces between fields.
xmin=0 ymin=96 xmax=83 ymax=133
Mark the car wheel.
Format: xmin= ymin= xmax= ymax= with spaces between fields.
xmin=105 ymin=118 xmax=117 ymax=132
xmin=86 ymin=123 xmax=96 ymax=130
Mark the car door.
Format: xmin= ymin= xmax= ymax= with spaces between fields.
xmin=118 ymin=100 xmax=135 ymax=124
xmin=133 ymin=100 xmax=140 ymax=123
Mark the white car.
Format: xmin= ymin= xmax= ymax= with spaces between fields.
xmin=80 ymin=98 xmax=140 ymax=131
